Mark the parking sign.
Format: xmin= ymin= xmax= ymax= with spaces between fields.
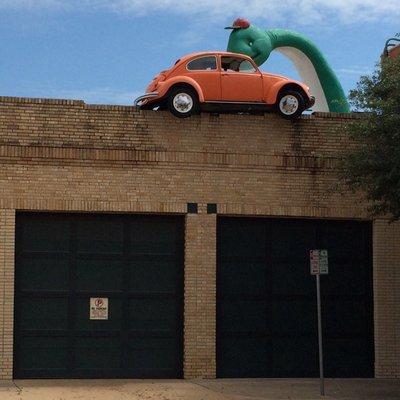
xmin=310 ymin=250 xmax=329 ymax=275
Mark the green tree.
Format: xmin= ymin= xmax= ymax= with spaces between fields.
xmin=340 ymin=55 xmax=400 ymax=219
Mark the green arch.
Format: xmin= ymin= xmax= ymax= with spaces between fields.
xmin=227 ymin=24 xmax=350 ymax=113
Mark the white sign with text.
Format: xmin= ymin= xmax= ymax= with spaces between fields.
xmin=90 ymin=297 xmax=108 ymax=320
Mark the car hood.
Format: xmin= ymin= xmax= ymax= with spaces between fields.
xmin=262 ymin=72 xmax=310 ymax=92
xmin=262 ymin=72 xmax=289 ymax=80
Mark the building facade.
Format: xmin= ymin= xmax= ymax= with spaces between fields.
xmin=0 ymin=96 xmax=399 ymax=380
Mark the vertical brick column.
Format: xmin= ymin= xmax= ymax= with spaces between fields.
xmin=373 ymin=219 xmax=400 ymax=378
xmin=0 ymin=209 xmax=15 ymax=380
xmin=184 ymin=213 xmax=216 ymax=379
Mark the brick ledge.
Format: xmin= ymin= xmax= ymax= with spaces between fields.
xmin=0 ymin=95 xmax=360 ymax=118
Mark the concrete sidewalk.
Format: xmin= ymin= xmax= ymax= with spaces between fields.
xmin=0 ymin=378 xmax=399 ymax=400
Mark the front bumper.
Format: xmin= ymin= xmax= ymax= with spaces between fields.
xmin=134 ymin=92 xmax=159 ymax=107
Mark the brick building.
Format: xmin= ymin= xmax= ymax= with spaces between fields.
xmin=0 ymin=96 xmax=399 ymax=380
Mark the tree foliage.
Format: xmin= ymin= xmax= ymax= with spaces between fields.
xmin=340 ymin=56 xmax=400 ymax=219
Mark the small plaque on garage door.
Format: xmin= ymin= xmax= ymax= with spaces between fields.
xmin=90 ymin=297 xmax=108 ymax=320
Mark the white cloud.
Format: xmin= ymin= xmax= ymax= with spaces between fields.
xmin=1 ymin=0 xmax=399 ymax=24
xmin=336 ymin=67 xmax=373 ymax=76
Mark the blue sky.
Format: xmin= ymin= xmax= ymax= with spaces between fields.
xmin=0 ymin=0 xmax=398 ymax=105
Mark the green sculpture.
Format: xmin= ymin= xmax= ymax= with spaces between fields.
xmin=226 ymin=18 xmax=350 ymax=113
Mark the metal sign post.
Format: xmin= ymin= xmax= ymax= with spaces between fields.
xmin=310 ymin=249 xmax=328 ymax=397
xmin=316 ymin=273 xmax=324 ymax=396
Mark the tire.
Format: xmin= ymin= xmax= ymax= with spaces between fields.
xmin=276 ymin=90 xmax=305 ymax=120
xmin=167 ymin=86 xmax=199 ymax=118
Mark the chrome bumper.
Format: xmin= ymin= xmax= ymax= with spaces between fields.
xmin=134 ymin=92 xmax=159 ymax=107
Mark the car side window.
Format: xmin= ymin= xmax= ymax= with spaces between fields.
xmin=221 ymin=57 xmax=257 ymax=73
xmin=239 ymin=60 xmax=256 ymax=73
xmin=187 ymin=56 xmax=217 ymax=71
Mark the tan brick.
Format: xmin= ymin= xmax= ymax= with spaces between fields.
xmin=0 ymin=209 xmax=15 ymax=380
xmin=0 ymin=96 xmax=398 ymax=379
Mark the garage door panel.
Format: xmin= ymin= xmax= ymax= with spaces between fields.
xmin=74 ymin=337 xmax=122 ymax=369
xmin=319 ymin=223 xmax=367 ymax=259
xmin=270 ymin=300 xmax=316 ymax=334
xmin=322 ymin=263 xmax=368 ymax=295
xmin=19 ymin=337 xmax=68 ymax=370
xmin=219 ymin=222 xmax=266 ymax=258
xmin=273 ymin=337 xmax=317 ymax=376
xmin=128 ymin=259 xmax=178 ymax=293
xmin=219 ymin=261 xmax=267 ymax=295
xmin=20 ymin=257 xmax=69 ymax=291
xmin=219 ymin=299 xmax=267 ymax=333
xmin=127 ymin=337 xmax=178 ymax=371
xmin=130 ymin=219 xmax=180 ymax=255
xmin=14 ymin=213 xmax=183 ymax=379
xmin=269 ymin=222 xmax=315 ymax=260
xmin=324 ymin=338 xmax=372 ymax=377
xmin=217 ymin=217 xmax=373 ymax=378
xmin=322 ymin=299 xmax=369 ymax=335
xmin=76 ymin=219 xmax=124 ymax=254
xmin=271 ymin=262 xmax=314 ymax=295
xmin=76 ymin=259 xmax=124 ymax=291
xmin=20 ymin=298 xmax=68 ymax=330
xmin=20 ymin=218 xmax=70 ymax=252
xmin=128 ymin=298 xmax=179 ymax=332
xmin=218 ymin=337 xmax=270 ymax=378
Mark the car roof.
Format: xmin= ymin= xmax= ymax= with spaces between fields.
xmin=177 ymin=51 xmax=254 ymax=63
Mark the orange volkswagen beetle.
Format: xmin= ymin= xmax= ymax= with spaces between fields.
xmin=135 ymin=51 xmax=315 ymax=119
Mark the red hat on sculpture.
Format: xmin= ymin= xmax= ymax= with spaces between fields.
xmin=225 ymin=18 xmax=250 ymax=30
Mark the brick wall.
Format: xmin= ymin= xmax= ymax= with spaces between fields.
xmin=184 ymin=212 xmax=216 ymax=378
xmin=0 ymin=209 xmax=15 ymax=380
xmin=0 ymin=96 xmax=399 ymax=379
xmin=0 ymin=96 xmax=362 ymax=217
xmin=373 ymin=220 xmax=400 ymax=378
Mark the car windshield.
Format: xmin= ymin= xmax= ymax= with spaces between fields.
xmin=221 ymin=56 xmax=257 ymax=73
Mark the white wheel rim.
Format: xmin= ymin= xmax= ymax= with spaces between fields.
xmin=279 ymin=95 xmax=299 ymax=115
xmin=173 ymin=93 xmax=193 ymax=113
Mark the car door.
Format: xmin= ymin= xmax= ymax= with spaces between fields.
xmin=220 ymin=56 xmax=263 ymax=102
xmin=185 ymin=55 xmax=221 ymax=101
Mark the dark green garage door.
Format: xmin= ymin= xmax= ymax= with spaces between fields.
xmin=14 ymin=213 xmax=184 ymax=378
xmin=217 ymin=217 xmax=373 ymax=378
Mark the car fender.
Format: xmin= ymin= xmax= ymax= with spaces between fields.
xmin=265 ymin=81 xmax=310 ymax=105
xmin=157 ymin=76 xmax=205 ymax=103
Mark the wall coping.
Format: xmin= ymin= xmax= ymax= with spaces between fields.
xmin=0 ymin=95 xmax=359 ymax=119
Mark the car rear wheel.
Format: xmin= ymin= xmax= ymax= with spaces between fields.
xmin=167 ymin=87 xmax=199 ymax=118
xmin=277 ymin=90 xmax=305 ymax=120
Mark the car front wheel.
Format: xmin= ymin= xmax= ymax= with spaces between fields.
xmin=277 ymin=90 xmax=305 ymax=119
xmin=167 ymin=87 xmax=199 ymax=118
